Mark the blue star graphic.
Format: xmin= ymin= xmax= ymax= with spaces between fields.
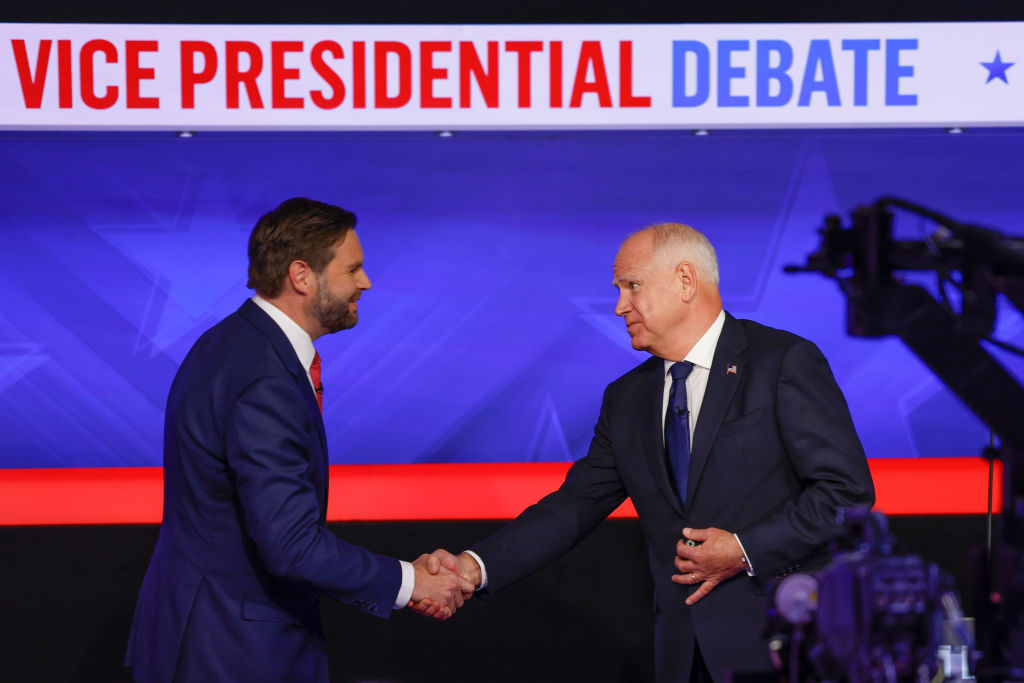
xmin=981 ymin=51 xmax=1014 ymax=84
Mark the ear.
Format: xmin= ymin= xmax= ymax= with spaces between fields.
xmin=287 ymin=260 xmax=317 ymax=296
xmin=677 ymin=261 xmax=698 ymax=302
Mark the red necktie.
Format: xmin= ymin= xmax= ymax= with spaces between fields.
xmin=310 ymin=351 xmax=323 ymax=413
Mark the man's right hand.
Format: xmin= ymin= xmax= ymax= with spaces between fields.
xmin=409 ymin=552 xmax=476 ymax=621
xmin=407 ymin=550 xmax=482 ymax=619
xmin=432 ymin=549 xmax=482 ymax=592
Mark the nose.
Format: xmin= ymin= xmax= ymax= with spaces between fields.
xmin=358 ymin=269 xmax=372 ymax=291
xmin=614 ymin=289 xmax=630 ymax=317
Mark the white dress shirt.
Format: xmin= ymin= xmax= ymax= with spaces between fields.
xmin=661 ymin=309 xmax=726 ymax=444
xmin=251 ymin=296 xmax=415 ymax=607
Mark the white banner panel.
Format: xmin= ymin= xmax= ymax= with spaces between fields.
xmin=1 ymin=22 xmax=1021 ymax=129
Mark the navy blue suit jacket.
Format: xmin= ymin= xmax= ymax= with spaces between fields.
xmin=126 ymin=300 xmax=401 ymax=682
xmin=471 ymin=314 xmax=875 ymax=682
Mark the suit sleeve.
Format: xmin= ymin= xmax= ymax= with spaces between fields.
xmin=736 ymin=340 xmax=875 ymax=577
xmin=224 ymin=376 xmax=402 ymax=617
xmin=471 ymin=386 xmax=628 ymax=593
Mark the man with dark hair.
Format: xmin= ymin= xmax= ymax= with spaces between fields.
xmin=246 ymin=198 xmax=357 ymax=299
xmin=420 ymin=223 xmax=874 ymax=682
xmin=126 ymin=198 xmax=470 ymax=682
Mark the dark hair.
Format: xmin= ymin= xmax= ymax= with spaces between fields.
xmin=246 ymin=198 xmax=357 ymax=297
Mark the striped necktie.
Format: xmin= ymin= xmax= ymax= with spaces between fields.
xmin=310 ymin=351 xmax=323 ymax=413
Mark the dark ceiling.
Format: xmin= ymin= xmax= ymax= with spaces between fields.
xmin=6 ymin=0 xmax=1024 ymax=24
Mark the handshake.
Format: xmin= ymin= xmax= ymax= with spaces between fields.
xmin=407 ymin=549 xmax=482 ymax=621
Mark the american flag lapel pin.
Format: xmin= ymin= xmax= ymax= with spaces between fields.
xmin=726 ymin=364 xmax=738 ymax=375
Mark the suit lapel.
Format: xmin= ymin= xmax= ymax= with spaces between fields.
xmin=639 ymin=358 xmax=687 ymax=518
xmin=686 ymin=313 xmax=748 ymax=503
xmin=238 ymin=300 xmax=329 ymax=457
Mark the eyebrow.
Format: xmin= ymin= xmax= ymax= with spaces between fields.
xmin=612 ymin=274 xmax=637 ymax=287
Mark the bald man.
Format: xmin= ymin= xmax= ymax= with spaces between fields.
xmin=422 ymin=223 xmax=874 ymax=682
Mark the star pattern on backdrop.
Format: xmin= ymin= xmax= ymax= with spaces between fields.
xmin=981 ymin=51 xmax=1015 ymax=84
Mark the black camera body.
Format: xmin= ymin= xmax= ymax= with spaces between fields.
xmin=764 ymin=509 xmax=969 ymax=683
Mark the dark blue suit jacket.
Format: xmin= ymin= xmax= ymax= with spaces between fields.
xmin=126 ymin=300 xmax=401 ymax=682
xmin=471 ymin=314 xmax=875 ymax=682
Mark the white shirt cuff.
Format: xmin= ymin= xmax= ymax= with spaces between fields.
xmin=733 ymin=533 xmax=756 ymax=576
xmin=393 ymin=560 xmax=415 ymax=609
xmin=463 ymin=549 xmax=488 ymax=590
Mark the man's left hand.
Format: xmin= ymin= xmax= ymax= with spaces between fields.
xmin=671 ymin=527 xmax=746 ymax=606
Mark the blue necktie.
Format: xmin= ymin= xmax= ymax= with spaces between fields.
xmin=666 ymin=361 xmax=694 ymax=505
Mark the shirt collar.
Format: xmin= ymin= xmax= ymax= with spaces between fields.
xmin=664 ymin=309 xmax=726 ymax=377
xmin=251 ymin=295 xmax=317 ymax=373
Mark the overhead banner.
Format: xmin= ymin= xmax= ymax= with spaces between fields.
xmin=1 ymin=22 xmax=1021 ymax=129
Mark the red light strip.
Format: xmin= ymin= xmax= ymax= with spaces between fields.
xmin=0 ymin=458 xmax=1003 ymax=526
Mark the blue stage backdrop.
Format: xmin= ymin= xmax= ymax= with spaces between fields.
xmin=1 ymin=129 xmax=1022 ymax=469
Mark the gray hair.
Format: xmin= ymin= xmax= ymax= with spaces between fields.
xmin=647 ymin=222 xmax=720 ymax=285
